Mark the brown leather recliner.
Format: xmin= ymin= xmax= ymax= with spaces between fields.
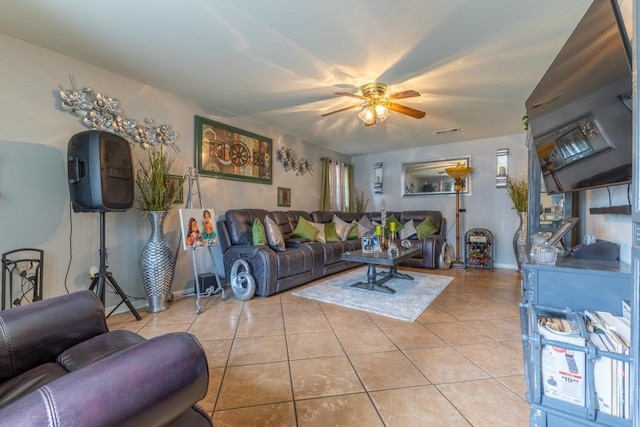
xmin=0 ymin=290 xmax=212 ymax=426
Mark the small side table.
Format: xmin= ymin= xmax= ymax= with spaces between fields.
xmin=464 ymin=229 xmax=493 ymax=269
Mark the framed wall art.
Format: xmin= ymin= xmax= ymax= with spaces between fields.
xmin=277 ymin=187 xmax=291 ymax=207
xmin=195 ymin=116 xmax=272 ymax=184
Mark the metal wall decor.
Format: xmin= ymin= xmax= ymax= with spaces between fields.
xmin=276 ymin=146 xmax=313 ymax=176
xmin=57 ymin=76 xmax=178 ymax=150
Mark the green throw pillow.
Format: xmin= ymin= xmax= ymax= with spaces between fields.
xmin=252 ymin=218 xmax=267 ymax=245
xmin=325 ymin=222 xmax=340 ymax=242
xmin=416 ymin=218 xmax=438 ymax=240
xmin=348 ymin=220 xmax=360 ymax=240
xmin=386 ymin=215 xmax=403 ymax=237
xmin=291 ymin=216 xmax=319 ymax=241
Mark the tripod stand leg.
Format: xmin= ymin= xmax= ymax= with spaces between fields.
xmin=105 ymin=273 xmax=141 ymax=321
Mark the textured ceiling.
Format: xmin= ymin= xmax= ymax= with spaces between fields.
xmin=0 ymin=0 xmax=592 ymax=155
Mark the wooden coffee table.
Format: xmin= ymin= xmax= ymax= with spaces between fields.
xmin=340 ymin=247 xmax=420 ymax=294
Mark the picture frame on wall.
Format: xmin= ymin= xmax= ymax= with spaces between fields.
xmin=194 ymin=115 xmax=272 ymax=184
xmin=277 ymin=187 xmax=291 ymax=207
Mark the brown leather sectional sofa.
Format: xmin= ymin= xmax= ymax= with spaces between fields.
xmin=217 ymin=209 xmax=446 ymax=297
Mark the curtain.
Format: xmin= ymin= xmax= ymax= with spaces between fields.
xmin=319 ymin=158 xmax=352 ymax=211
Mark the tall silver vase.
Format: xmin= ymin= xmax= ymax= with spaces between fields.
xmin=512 ymin=211 xmax=528 ymax=272
xmin=140 ymin=211 xmax=174 ymax=312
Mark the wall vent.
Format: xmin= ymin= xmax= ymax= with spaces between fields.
xmin=434 ymin=127 xmax=461 ymax=135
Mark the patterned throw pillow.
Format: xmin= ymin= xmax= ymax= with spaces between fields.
xmin=332 ymin=215 xmax=353 ymax=241
xmin=264 ymin=215 xmax=286 ymax=251
xmin=325 ymin=222 xmax=340 ymax=242
xmin=252 ymin=218 xmax=267 ymax=245
xmin=398 ymin=219 xmax=417 ymax=240
xmin=416 ymin=218 xmax=438 ymax=240
xmin=291 ymin=216 xmax=319 ymax=241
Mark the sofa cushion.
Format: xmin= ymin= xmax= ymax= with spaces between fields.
xmin=291 ymin=216 xmax=319 ymax=241
xmin=332 ymin=215 xmax=353 ymax=241
xmin=0 ymin=362 xmax=68 ymax=410
xmin=325 ymin=223 xmax=340 ymax=242
xmin=416 ymin=218 xmax=438 ymax=239
xmin=399 ymin=219 xmax=418 ymax=240
xmin=252 ymin=218 xmax=267 ymax=246
xmin=264 ymin=216 xmax=286 ymax=251
xmin=57 ymin=330 xmax=146 ymax=371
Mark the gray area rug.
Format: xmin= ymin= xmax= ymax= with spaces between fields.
xmin=292 ymin=267 xmax=453 ymax=322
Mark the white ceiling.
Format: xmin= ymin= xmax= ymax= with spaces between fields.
xmin=0 ymin=0 xmax=592 ymax=155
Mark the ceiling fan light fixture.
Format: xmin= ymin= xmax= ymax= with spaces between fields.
xmin=358 ymin=105 xmax=377 ymax=126
xmin=374 ymin=103 xmax=390 ymax=122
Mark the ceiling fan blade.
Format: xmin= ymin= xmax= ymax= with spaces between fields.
xmin=387 ymin=102 xmax=426 ymax=119
xmin=334 ymin=92 xmax=365 ymax=100
xmin=321 ymin=103 xmax=361 ymax=117
xmin=389 ymin=90 xmax=421 ymax=100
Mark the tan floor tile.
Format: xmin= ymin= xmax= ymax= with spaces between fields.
xmin=290 ymin=355 xmax=364 ymax=399
xmin=284 ymin=314 xmax=332 ymax=334
xmin=296 ymin=393 xmax=384 ymax=427
xmin=455 ymin=341 xmax=524 ymax=377
xmin=367 ymin=313 xmax=414 ymax=328
xmin=198 ymin=339 xmax=232 ymax=368
xmin=370 ymin=385 xmax=471 ymax=426
xmin=282 ymin=298 xmax=324 ymax=317
xmin=468 ymin=318 xmax=521 ymax=341
xmin=193 ymin=300 xmax=244 ymax=322
xmin=241 ymin=299 xmax=283 ymax=319
xmin=350 ymin=351 xmax=430 ymax=391
xmin=425 ymin=321 xmax=494 ymax=345
xmin=497 ymin=374 xmax=528 ymax=400
xmin=436 ymin=302 xmax=496 ymax=321
xmin=437 ymin=379 xmax=530 ymax=427
xmin=334 ymin=327 xmax=397 ymax=354
xmin=479 ymin=301 xmax=521 ymax=318
xmin=323 ymin=310 xmax=377 ymax=330
xmin=213 ymin=402 xmax=296 ymax=427
xmin=198 ymin=367 xmax=224 ymax=414
xmin=216 ymin=362 xmax=292 ymax=410
xmin=136 ymin=322 xmax=190 ymax=339
xmin=228 ymin=335 xmax=288 ymax=366
xmin=188 ymin=316 xmax=239 ymax=341
xmin=416 ymin=305 xmax=459 ymax=324
xmin=405 ymin=346 xmax=490 ymax=384
xmin=502 ymin=339 xmax=525 ymax=355
xmin=235 ymin=316 xmax=284 ymax=338
xmin=381 ymin=322 xmax=447 ymax=349
xmin=286 ymin=331 xmax=344 ymax=360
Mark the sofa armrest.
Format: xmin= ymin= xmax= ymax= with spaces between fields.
xmin=0 ymin=291 xmax=108 ymax=383
xmin=222 ymin=245 xmax=277 ymax=296
xmin=0 ymin=333 xmax=210 ymax=427
xmin=419 ymin=234 xmax=445 ymax=268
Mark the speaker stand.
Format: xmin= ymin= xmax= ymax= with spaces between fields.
xmin=89 ymin=212 xmax=141 ymax=321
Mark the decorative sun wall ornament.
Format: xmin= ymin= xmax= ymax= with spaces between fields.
xmin=276 ymin=146 xmax=313 ymax=176
xmin=57 ymin=76 xmax=179 ymax=151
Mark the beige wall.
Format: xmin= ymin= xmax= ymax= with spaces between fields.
xmin=0 ymin=34 xmax=347 ymax=311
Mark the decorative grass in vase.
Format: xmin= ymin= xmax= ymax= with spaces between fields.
xmin=506 ymin=177 xmax=528 ymax=212
xmin=135 ymin=147 xmax=183 ymax=213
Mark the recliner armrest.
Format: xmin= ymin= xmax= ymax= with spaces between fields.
xmin=0 ymin=291 xmax=108 ymax=382
xmin=0 ymin=333 xmax=210 ymax=427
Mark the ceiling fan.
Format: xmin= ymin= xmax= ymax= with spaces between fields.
xmin=321 ymin=82 xmax=426 ymax=126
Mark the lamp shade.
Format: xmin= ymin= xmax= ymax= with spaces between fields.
xmin=445 ymin=165 xmax=472 ymax=180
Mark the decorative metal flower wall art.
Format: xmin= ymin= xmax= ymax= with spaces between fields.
xmin=276 ymin=146 xmax=313 ymax=176
xmin=58 ymin=76 xmax=178 ymax=151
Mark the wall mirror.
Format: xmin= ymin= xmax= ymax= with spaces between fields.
xmin=402 ymin=156 xmax=471 ymax=196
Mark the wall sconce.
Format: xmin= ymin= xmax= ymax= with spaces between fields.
xmin=496 ymin=148 xmax=509 ymax=188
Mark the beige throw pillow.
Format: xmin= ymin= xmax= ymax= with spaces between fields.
xmin=332 ymin=215 xmax=353 ymax=241
xmin=264 ymin=215 xmax=286 ymax=251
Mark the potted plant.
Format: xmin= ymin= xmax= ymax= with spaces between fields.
xmin=135 ymin=147 xmax=183 ymax=312
xmin=506 ymin=176 xmax=529 ymax=272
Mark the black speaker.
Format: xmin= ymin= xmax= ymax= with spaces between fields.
xmin=67 ymin=130 xmax=134 ymax=212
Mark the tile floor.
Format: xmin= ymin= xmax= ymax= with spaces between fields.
xmin=107 ymin=267 xmax=530 ymax=426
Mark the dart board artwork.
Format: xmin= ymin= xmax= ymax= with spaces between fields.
xmin=195 ymin=115 xmax=272 ymax=184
